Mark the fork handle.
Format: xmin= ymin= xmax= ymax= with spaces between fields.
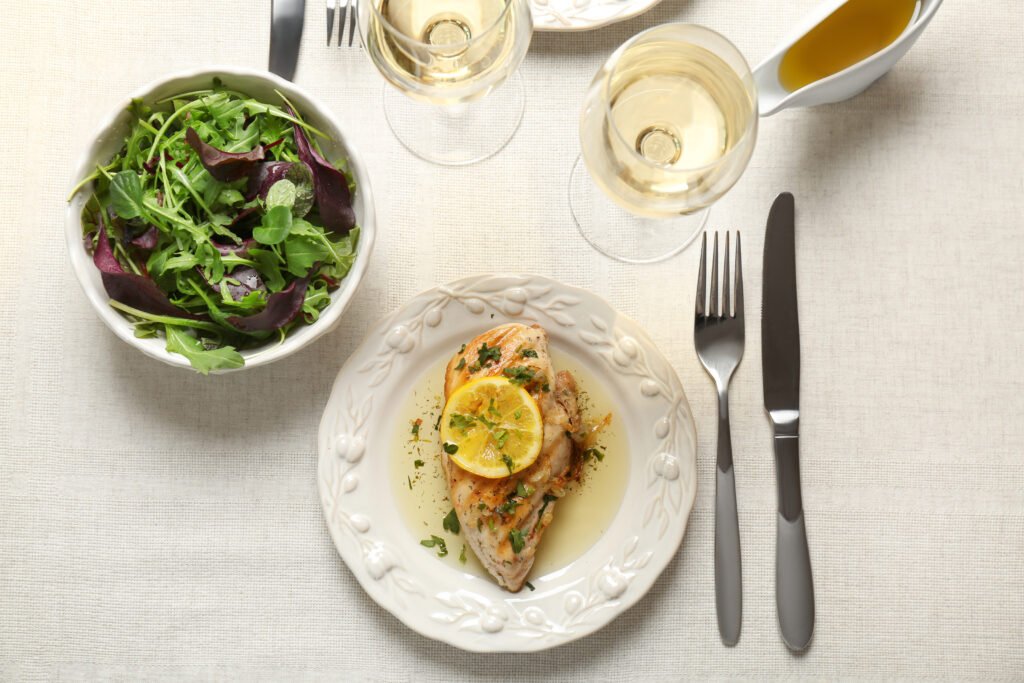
xmin=715 ymin=393 xmax=742 ymax=646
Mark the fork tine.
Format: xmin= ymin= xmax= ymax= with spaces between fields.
xmin=338 ymin=0 xmax=348 ymax=46
xmin=723 ymin=232 xmax=731 ymax=318
xmin=734 ymin=231 xmax=743 ymax=319
xmin=348 ymin=0 xmax=358 ymax=47
xmin=710 ymin=232 xmax=720 ymax=318
xmin=695 ymin=232 xmax=707 ymax=318
xmin=327 ymin=2 xmax=335 ymax=46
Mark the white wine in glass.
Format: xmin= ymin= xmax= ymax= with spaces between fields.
xmin=361 ymin=0 xmax=533 ymax=165
xmin=571 ymin=24 xmax=758 ymax=263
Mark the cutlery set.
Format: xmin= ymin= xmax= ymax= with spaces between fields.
xmin=696 ymin=193 xmax=815 ymax=651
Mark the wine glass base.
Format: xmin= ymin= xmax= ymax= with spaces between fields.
xmin=568 ymin=156 xmax=708 ymax=264
xmin=382 ymin=72 xmax=526 ymax=167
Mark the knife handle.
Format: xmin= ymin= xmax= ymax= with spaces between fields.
xmin=773 ymin=434 xmax=814 ymax=651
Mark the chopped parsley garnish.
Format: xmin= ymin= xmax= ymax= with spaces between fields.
xmin=524 ymin=581 xmax=535 ymax=591
xmin=541 ymin=382 xmax=550 ymax=393
xmin=501 ymin=453 xmax=515 ymax=474
xmin=495 ymin=498 xmax=519 ymax=517
xmin=414 ymin=459 xmax=425 ymax=469
xmin=502 ymin=366 xmax=535 ymax=386
xmin=584 ymin=447 xmax=606 ymax=462
xmin=478 ymin=343 xmax=502 ymax=367
xmin=459 ymin=544 xmax=467 ymax=564
xmin=455 ymin=357 xmax=466 ymax=371
xmin=433 ymin=413 xmax=442 ymax=430
xmin=410 ymin=418 xmax=422 ymax=440
xmin=407 ymin=476 xmax=413 ymax=490
xmin=520 ymin=348 xmax=538 ymax=358
xmin=459 ymin=343 xmax=467 ymax=353
xmin=515 ymin=481 xmax=533 ymax=498
xmin=509 ymin=529 xmax=526 ymax=554
xmin=443 ymin=442 xmax=459 ymax=454
xmin=477 ymin=502 xmax=488 ymax=511
xmin=420 ymin=535 xmax=448 ymax=557
xmin=487 ymin=517 xmax=496 ymax=532
xmin=449 ymin=414 xmax=475 ymax=431
xmin=487 ymin=398 xmax=501 ymax=418
xmin=513 ymin=409 xmax=522 ymax=420
xmin=535 ymin=493 xmax=558 ymax=530
xmin=468 ymin=363 xmax=481 ymax=373
xmin=443 ymin=508 xmax=461 ymax=534
xmin=494 ymin=429 xmax=510 ymax=449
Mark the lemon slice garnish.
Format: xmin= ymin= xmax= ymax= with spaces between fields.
xmin=440 ymin=376 xmax=543 ymax=479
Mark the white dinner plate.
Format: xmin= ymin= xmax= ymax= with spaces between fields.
xmin=531 ymin=0 xmax=665 ymax=31
xmin=317 ymin=274 xmax=697 ymax=652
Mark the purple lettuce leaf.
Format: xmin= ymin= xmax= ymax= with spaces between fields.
xmin=200 ymin=266 xmax=266 ymax=302
xmin=292 ymin=122 xmax=355 ymax=234
xmin=246 ymin=161 xmax=293 ymax=201
xmin=185 ymin=128 xmax=265 ymax=182
xmin=129 ymin=226 xmax=160 ymax=250
xmin=91 ymin=214 xmax=200 ymax=319
xmin=211 ymin=237 xmax=256 ymax=258
xmin=226 ymin=276 xmax=309 ymax=332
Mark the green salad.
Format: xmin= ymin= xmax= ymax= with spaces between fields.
xmin=70 ymin=81 xmax=359 ymax=373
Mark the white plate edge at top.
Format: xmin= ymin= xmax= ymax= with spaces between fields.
xmin=531 ymin=0 xmax=665 ymax=31
xmin=317 ymin=273 xmax=697 ymax=652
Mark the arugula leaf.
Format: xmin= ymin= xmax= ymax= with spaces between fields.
xmin=164 ymin=326 xmax=244 ymax=375
xmin=284 ymin=235 xmax=329 ymax=277
xmin=109 ymin=171 xmax=147 ymax=220
xmin=253 ymin=205 xmax=293 ymax=245
xmin=249 ymin=248 xmax=286 ymax=292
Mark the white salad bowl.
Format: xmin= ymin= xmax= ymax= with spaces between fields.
xmin=65 ymin=66 xmax=375 ymax=373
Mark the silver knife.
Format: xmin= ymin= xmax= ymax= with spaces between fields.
xmin=761 ymin=192 xmax=815 ymax=652
xmin=270 ymin=0 xmax=306 ymax=81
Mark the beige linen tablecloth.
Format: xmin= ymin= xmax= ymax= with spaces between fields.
xmin=2 ymin=1 xmax=1023 ymax=680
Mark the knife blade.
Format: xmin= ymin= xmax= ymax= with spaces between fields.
xmin=761 ymin=192 xmax=815 ymax=652
xmin=270 ymin=0 xmax=306 ymax=81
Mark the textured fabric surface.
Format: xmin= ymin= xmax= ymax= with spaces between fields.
xmin=2 ymin=1 xmax=1023 ymax=680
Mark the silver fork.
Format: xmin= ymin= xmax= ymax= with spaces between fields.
xmin=694 ymin=231 xmax=745 ymax=647
xmin=327 ymin=0 xmax=360 ymax=47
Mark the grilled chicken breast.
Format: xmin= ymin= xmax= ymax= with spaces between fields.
xmin=442 ymin=323 xmax=584 ymax=591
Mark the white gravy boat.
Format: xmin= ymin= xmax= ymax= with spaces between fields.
xmin=753 ymin=0 xmax=944 ymax=116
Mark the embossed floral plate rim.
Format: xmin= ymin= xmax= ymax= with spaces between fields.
xmin=317 ymin=274 xmax=696 ymax=652
xmin=531 ymin=0 xmax=665 ymax=32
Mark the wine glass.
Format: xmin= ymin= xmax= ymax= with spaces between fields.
xmin=570 ymin=24 xmax=758 ymax=264
xmin=360 ymin=0 xmax=534 ymax=166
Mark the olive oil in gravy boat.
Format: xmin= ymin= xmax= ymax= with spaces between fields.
xmin=754 ymin=0 xmax=944 ymax=116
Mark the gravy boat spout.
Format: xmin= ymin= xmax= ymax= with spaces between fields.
xmin=753 ymin=0 xmax=943 ymax=116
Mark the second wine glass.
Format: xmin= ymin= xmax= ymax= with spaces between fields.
xmin=570 ymin=24 xmax=758 ymax=263
xmin=361 ymin=0 xmax=534 ymax=166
